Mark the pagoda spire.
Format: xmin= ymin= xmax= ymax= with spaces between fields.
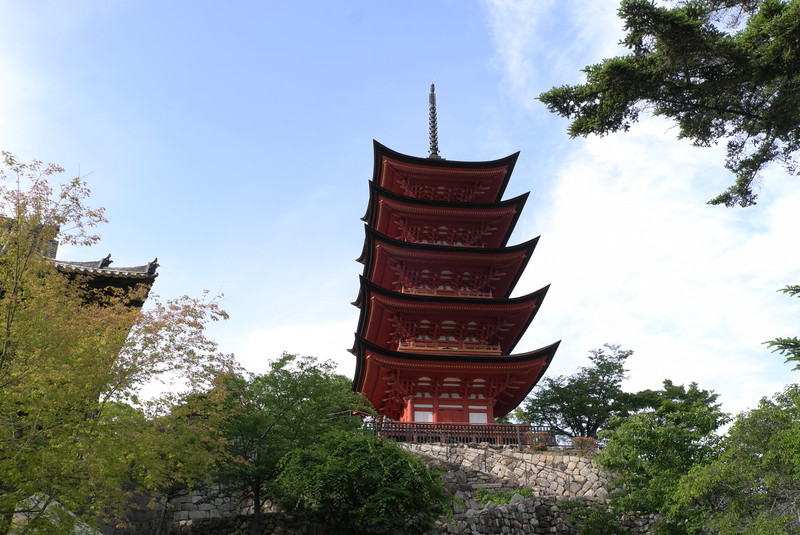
xmin=428 ymin=84 xmax=443 ymax=160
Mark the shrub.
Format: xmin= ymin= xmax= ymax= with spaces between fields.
xmin=526 ymin=431 xmax=550 ymax=451
xmin=571 ymin=436 xmax=597 ymax=456
xmin=559 ymin=500 xmax=626 ymax=535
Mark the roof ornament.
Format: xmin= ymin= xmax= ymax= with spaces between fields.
xmin=428 ymin=84 xmax=444 ymax=160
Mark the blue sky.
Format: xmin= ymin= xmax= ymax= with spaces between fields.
xmin=2 ymin=0 xmax=798 ymax=416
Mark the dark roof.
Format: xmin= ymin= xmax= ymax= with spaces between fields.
xmin=357 ymin=225 xmax=539 ymax=299
xmin=360 ymin=182 xmax=528 ymax=248
xmin=372 ymin=140 xmax=520 ymax=203
xmin=54 ymin=254 xmax=159 ymax=280
xmin=350 ymin=335 xmax=561 ymax=418
xmin=353 ymin=275 xmax=550 ymax=356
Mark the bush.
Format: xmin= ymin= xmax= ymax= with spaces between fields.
xmin=571 ymin=436 xmax=598 ymax=456
xmin=527 ymin=431 xmax=550 ymax=451
xmin=278 ymin=431 xmax=452 ymax=535
xmin=559 ymin=500 xmax=626 ymax=535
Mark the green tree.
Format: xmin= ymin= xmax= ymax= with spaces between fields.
xmin=597 ymin=382 xmax=729 ymax=534
xmin=765 ymin=285 xmax=800 ymax=368
xmin=277 ymin=431 xmax=452 ymax=535
xmin=520 ymin=344 xmax=640 ymax=438
xmin=213 ymin=354 xmax=368 ymax=535
xmin=0 ymin=153 xmax=236 ymax=535
xmin=124 ymin=391 xmax=229 ymax=535
xmin=539 ymin=0 xmax=800 ymax=207
xmin=673 ymin=384 xmax=800 ymax=534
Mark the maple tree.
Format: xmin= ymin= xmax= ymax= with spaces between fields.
xmin=0 ymin=152 xmax=235 ymax=534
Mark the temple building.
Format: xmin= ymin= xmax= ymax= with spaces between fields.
xmin=55 ymin=254 xmax=159 ymax=307
xmin=351 ymin=86 xmax=559 ymax=424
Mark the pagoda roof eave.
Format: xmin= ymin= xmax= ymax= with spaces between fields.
xmin=359 ymin=224 xmax=539 ymax=260
xmin=373 ymin=140 xmax=520 ymax=175
xmin=354 ymin=276 xmax=550 ymax=355
xmin=357 ymin=226 xmax=540 ymax=299
xmin=352 ymin=334 xmax=560 ymax=366
xmin=360 ymin=182 xmax=529 ymax=247
xmin=372 ymin=140 xmax=520 ymax=203
xmin=357 ymin=274 xmax=548 ymax=307
xmin=350 ymin=335 xmax=561 ymax=418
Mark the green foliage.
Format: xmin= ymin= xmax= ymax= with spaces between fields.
xmin=213 ymin=353 xmax=368 ymax=534
xmin=672 ymin=384 xmax=800 ymax=534
xmin=526 ymin=431 xmax=551 ymax=451
xmin=765 ymin=285 xmax=800 ymax=369
xmin=559 ymin=499 xmax=627 ymax=535
xmin=571 ymin=436 xmax=598 ymax=456
xmin=123 ymin=392 xmax=229 ymax=535
xmin=277 ymin=431 xmax=451 ymax=535
xmin=0 ymin=153 xmax=235 ymax=534
xmin=539 ymin=0 xmax=800 ymax=207
xmin=598 ymin=382 xmax=729 ymax=534
xmin=474 ymin=488 xmax=533 ymax=506
xmin=521 ymin=344 xmax=642 ymax=438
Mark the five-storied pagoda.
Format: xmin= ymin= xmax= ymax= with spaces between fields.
xmin=351 ymin=85 xmax=559 ymax=424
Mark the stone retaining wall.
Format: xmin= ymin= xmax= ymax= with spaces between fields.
xmin=404 ymin=443 xmax=611 ymax=501
xmin=106 ymin=443 xmax=655 ymax=534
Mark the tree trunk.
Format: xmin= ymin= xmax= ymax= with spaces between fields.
xmin=249 ymin=483 xmax=261 ymax=535
xmin=154 ymin=498 xmax=169 ymax=535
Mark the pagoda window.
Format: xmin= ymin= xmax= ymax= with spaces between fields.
xmin=414 ymin=411 xmax=433 ymax=423
xmin=469 ymin=412 xmax=488 ymax=424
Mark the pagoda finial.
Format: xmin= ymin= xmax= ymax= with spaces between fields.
xmin=428 ymin=84 xmax=443 ymax=160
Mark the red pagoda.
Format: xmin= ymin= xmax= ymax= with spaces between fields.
xmin=351 ymin=86 xmax=559 ymax=424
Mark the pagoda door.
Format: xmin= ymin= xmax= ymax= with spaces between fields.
xmin=437 ymin=408 xmax=466 ymax=424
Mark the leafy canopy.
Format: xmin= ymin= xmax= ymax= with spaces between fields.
xmin=212 ymin=353 xmax=369 ymax=535
xmin=539 ymin=0 xmax=800 ymax=207
xmin=597 ymin=382 xmax=729 ymax=534
xmin=277 ymin=431 xmax=452 ymax=535
xmin=673 ymin=384 xmax=800 ymax=534
xmin=765 ymin=285 xmax=800 ymax=368
xmin=520 ymin=344 xmax=641 ymax=438
xmin=0 ymin=153 xmax=235 ymax=535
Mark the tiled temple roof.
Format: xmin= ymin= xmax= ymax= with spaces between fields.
xmin=54 ymin=254 xmax=159 ymax=279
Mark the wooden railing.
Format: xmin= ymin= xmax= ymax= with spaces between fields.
xmin=365 ymin=420 xmax=557 ymax=447
xmin=396 ymin=340 xmax=502 ymax=353
xmin=401 ymin=287 xmax=493 ymax=298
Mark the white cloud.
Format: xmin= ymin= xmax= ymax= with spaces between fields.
xmin=483 ymin=0 xmax=625 ymax=110
xmin=483 ymin=0 xmax=800 ymax=415
xmin=232 ymin=320 xmax=358 ymax=379
xmin=511 ymin=118 xmax=800 ymax=415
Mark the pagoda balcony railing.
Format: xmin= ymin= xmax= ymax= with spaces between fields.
xmin=365 ymin=420 xmax=557 ymax=447
xmin=396 ymin=339 xmax=502 ymax=354
xmin=400 ymin=287 xmax=493 ymax=298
